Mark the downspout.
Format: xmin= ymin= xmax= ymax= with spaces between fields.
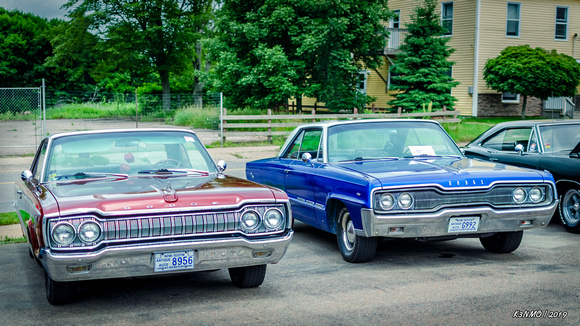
xmin=472 ymin=0 xmax=481 ymax=117
xmin=573 ymin=33 xmax=578 ymax=58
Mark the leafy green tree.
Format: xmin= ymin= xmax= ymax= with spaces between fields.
xmin=206 ymin=0 xmax=391 ymax=111
xmin=388 ymin=0 xmax=458 ymax=112
xmin=0 ymin=8 xmax=62 ymax=87
xmin=61 ymin=0 xmax=214 ymax=108
xmin=483 ymin=45 xmax=580 ymax=119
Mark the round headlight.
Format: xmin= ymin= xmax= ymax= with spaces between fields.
xmin=241 ymin=210 xmax=261 ymax=231
xmin=513 ymin=187 xmax=527 ymax=204
xmin=529 ymin=187 xmax=543 ymax=203
xmin=379 ymin=193 xmax=395 ymax=210
xmin=264 ymin=209 xmax=284 ymax=229
xmin=52 ymin=222 xmax=75 ymax=246
xmin=398 ymin=193 xmax=414 ymax=209
xmin=78 ymin=221 xmax=101 ymax=243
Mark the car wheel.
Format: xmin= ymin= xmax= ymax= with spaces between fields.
xmin=559 ymin=188 xmax=580 ymax=233
xmin=336 ymin=207 xmax=378 ymax=263
xmin=45 ymin=271 xmax=76 ymax=305
xmin=479 ymin=231 xmax=523 ymax=253
xmin=229 ymin=265 xmax=267 ymax=288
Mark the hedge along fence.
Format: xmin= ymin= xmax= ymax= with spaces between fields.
xmin=219 ymin=107 xmax=460 ymax=145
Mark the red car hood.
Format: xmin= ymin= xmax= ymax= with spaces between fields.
xmin=44 ymin=174 xmax=285 ymax=217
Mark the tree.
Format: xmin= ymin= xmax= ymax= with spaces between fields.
xmin=0 ymin=8 xmax=62 ymax=87
xmin=483 ymin=45 xmax=580 ymax=119
xmin=61 ymin=0 xmax=214 ymax=108
xmin=388 ymin=0 xmax=458 ymax=112
xmin=206 ymin=0 xmax=391 ymax=111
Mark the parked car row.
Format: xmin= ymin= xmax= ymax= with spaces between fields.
xmin=14 ymin=118 xmax=577 ymax=304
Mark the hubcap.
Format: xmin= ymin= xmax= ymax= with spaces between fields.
xmin=341 ymin=212 xmax=356 ymax=252
xmin=563 ymin=190 xmax=580 ymax=227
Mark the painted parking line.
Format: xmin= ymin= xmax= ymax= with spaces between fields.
xmin=0 ymin=182 xmax=15 ymax=185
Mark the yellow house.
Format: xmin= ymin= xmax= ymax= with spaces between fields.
xmin=304 ymin=0 xmax=580 ymax=117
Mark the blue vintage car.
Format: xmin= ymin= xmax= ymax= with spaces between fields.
xmin=246 ymin=119 xmax=558 ymax=262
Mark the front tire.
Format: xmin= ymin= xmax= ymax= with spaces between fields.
xmin=336 ymin=207 xmax=378 ymax=263
xmin=559 ymin=188 xmax=580 ymax=233
xmin=229 ymin=265 xmax=267 ymax=288
xmin=480 ymin=231 xmax=523 ymax=253
xmin=45 ymin=272 xmax=76 ymax=305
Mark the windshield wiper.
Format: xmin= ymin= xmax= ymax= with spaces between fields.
xmin=138 ymin=168 xmax=209 ymax=176
xmin=53 ymin=172 xmax=129 ymax=181
xmin=340 ymin=157 xmax=399 ymax=162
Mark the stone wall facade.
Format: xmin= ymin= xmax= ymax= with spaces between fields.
xmin=477 ymin=94 xmax=543 ymax=117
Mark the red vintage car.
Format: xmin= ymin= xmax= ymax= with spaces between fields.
xmin=14 ymin=129 xmax=293 ymax=304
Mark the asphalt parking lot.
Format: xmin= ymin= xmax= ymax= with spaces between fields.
xmin=1 ymin=119 xmax=578 ymax=325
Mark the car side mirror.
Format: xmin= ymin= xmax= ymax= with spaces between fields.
xmin=216 ymin=160 xmax=227 ymax=172
xmin=21 ymin=170 xmax=33 ymax=182
xmin=514 ymin=144 xmax=524 ymax=155
xmin=301 ymin=152 xmax=312 ymax=164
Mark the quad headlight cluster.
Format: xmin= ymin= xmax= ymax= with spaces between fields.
xmin=240 ymin=208 xmax=285 ymax=232
xmin=377 ymin=192 xmax=414 ymax=211
xmin=51 ymin=220 xmax=102 ymax=247
xmin=512 ymin=186 xmax=544 ymax=204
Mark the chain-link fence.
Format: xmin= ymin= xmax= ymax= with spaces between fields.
xmin=0 ymin=87 xmax=45 ymax=149
xmin=44 ymin=90 xmax=222 ymax=115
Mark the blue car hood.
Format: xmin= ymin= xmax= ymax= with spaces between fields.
xmin=337 ymin=157 xmax=549 ymax=189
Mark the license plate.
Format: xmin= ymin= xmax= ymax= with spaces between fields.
xmin=448 ymin=216 xmax=480 ymax=233
xmin=154 ymin=250 xmax=194 ymax=272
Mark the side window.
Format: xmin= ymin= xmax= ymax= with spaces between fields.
xmin=555 ymin=6 xmax=568 ymax=40
xmin=283 ymin=129 xmax=322 ymax=159
xmin=528 ymin=129 xmax=539 ymax=153
xmin=442 ymin=2 xmax=453 ymax=36
xmin=506 ymin=2 xmax=521 ymax=37
xmin=502 ymin=92 xmax=520 ymax=103
xmin=481 ymin=128 xmax=532 ymax=152
xmin=32 ymin=140 xmax=48 ymax=181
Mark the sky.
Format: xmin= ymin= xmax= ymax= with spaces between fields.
xmin=0 ymin=0 xmax=70 ymax=20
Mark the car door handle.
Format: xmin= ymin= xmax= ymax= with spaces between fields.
xmin=489 ymin=158 xmax=498 ymax=162
xmin=284 ymin=169 xmax=290 ymax=174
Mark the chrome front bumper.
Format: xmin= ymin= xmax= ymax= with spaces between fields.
xmin=358 ymin=203 xmax=558 ymax=238
xmin=40 ymin=231 xmax=293 ymax=282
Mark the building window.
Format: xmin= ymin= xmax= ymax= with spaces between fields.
xmin=442 ymin=2 xmax=453 ymax=36
xmin=506 ymin=2 xmax=521 ymax=37
xmin=555 ymin=6 xmax=568 ymax=40
xmin=388 ymin=66 xmax=399 ymax=90
xmin=357 ymin=71 xmax=368 ymax=94
xmin=502 ymin=92 xmax=520 ymax=103
xmin=390 ymin=10 xmax=400 ymax=28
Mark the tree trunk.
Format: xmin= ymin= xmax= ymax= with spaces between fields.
xmin=160 ymin=70 xmax=171 ymax=110
xmin=521 ymin=94 xmax=527 ymax=120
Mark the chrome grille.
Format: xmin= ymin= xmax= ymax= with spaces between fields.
xmin=47 ymin=204 xmax=287 ymax=250
xmin=374 ymin=185 xmax=552 ymax=213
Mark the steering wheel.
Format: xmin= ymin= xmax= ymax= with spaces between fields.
xmin=154 ymin=159 xmax=182 ymax=169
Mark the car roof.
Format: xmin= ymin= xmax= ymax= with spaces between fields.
xmin=492 ymin=119 xmax=580 ymax=128
xmin=296 ymin=118 xmax=441 ymax=129
xmin=45 ymin=128 xmax=196 ymax=141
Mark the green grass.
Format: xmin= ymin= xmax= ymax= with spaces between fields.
xmin=0 ymin=212 xmax=19 ymax=226
xmin=46 ymin=102 xmax=140 ymax=119
xmin=0 ymin=236 xmax=26 ymax=245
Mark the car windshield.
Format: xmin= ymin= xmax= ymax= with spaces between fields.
xmin=539 ymin=124 xmax=580 ymax=153
xmin=43 ymin=131 xmax=217 ymax=182
xmin=327 ymin=121 xmax=462 ymax=163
